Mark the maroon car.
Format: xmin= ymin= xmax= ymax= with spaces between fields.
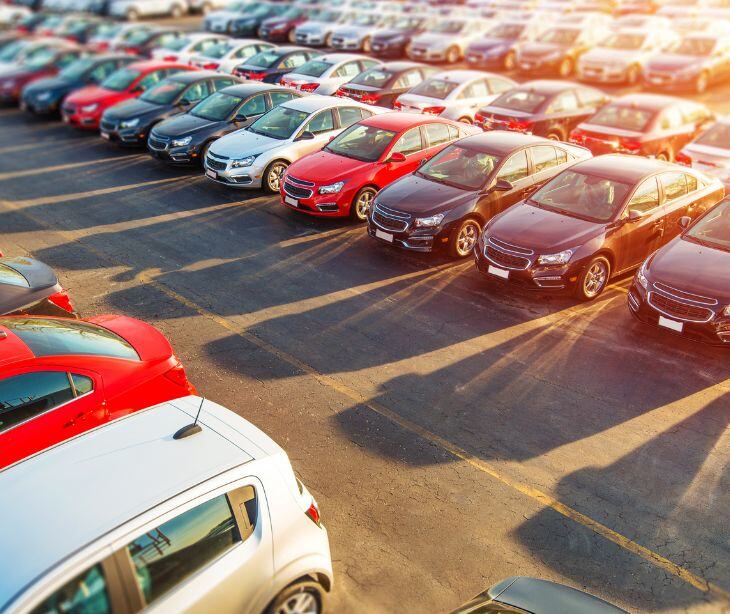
xmin=0 ymin=45 xmax=82 ymax=104
xmin=258 ymin=6 xmax=308 ymax=43
xmin=628 ymin=197 xmax=730 ymax=345
xmin=474 ymin=154 xmax=724 ymax=300
xmin=569 ymin=94 xmax=714 ymax=162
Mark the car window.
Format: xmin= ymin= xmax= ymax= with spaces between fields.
xmin=127 ymin=495 xmax=240 ymax=606
xmin=29 ymin=564 xmax=110 ymax=614
xmin=194 ymin=39 xmax=219 ymax=53
xmin=239 ymin=93 xmax=267 ymax=117
xmin=181 ymin=81 xmax=210 ymax=104
xmin=270 ymin=91 xmax=296 ymax=107
xmin=685 ymin=173 xmax=698 ymax=193
xmin=392 ymin=126 xmax=423 ymax=156
xmin=279 ymin=52 xmax=307 ymax=69
xmin=576 ymin=87 xmax=606 ymax=108
xmin=425 ymin=123 xmax=451 ymax=147
xmin=660 ymin=107 xmax=685 ymax=130
xmin=660 ymin=172 xmax=688 ymax=202
xmin=497 ymin=150 xmax=529 ymax=183
xmin=0 ymin=372 xmax=74 ymax=434
xmin=393 ymin=69 xmax=422 ymax=89
xmin=334 ymin=61 xmax=361 ymax=78
xmin=157 ymin=33 xmax=180 ymax=47
xmin=212 ymin=78 xmax=236 ymax=91
xmin=233 ymin=45 xmax=257 ymax=59
xmin=447 ymin=125 xmax=459 ymax=140
xmin=531 ymin=146 xmax=559 ymax=173
xmin=360 ymin=59 xmax=380 ymax=71
xmin=303 ymin=109 xmax=335 ymax=134
xmin=548 ymin=91 xmax=579 ymax=114
xmin=89 ymin=60 xmax=118 ymax=83
xmin=627 ymin=176 xmax=660 ymax=214
xmin=137 ymin=70 xmax=166 ymax=91
xmin=488 ymin=77 xmax=514 ymax=95
xmin=459 ymin=79 xmax=489 ymax=99
xmin=56 ymin=52 xmax=78 ymax=69
xmin=338 ymin=106 xmax=367 ymax=128
xmin=555 ymin=147 xmax=568 ymax=164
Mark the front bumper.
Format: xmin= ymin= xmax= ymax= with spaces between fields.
xmin=99 ymin=118 xmax=148 ymax=145
xmin=295 ymin=32 xmax=325 ymax=46
xmin=20 ymin=94 xmax=61 ymax=114
xmin=259 ymin=27 xmax=290 ymax=41
xmin=366 ymin=206 xmax=453 ymax=252
xmin=331 ymin=37 xmax=363 ymax=51
xmin=0 ymin=86 xmax=21 ymax=103
xmin=408 ymin=47 xmax=448 ymax=62
xmin=203 ymin=152 xmax=265 ymax=189
xmin=517 ymin=55 xmax=562 ymax=74
xmin=279 ymin=177 xmax=353 ymax=217
xmin=465 ymin=51 xmax=507 ymax=69
xmin=148 ymin=134 xmax=199 ymax=164
xmin=370 ymin=39 xmax=405 ymax=57
xmin=61 ymin=105 xmax=103 ymax=129
xmin=577 ymin=64 xmax=629 ymax=83
xmin=642 ymin=71 xmax=698 ymax=91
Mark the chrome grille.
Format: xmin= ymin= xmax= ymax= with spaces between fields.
xmin=648 ymin=292 xmax=715 ymax=323
xmin=286 ymin=175 xmax=314 ymax=187
xmin=489 ymin=236 xmax=533 ymax=255
xmin=484 ymin=237 xmax=532 ymax=270
xmin=283 ymin=181 xmax=313 ymax=199
xmin=206 ymin=156 xmax=227 ymax=171
xmin=652 ymin=282 xmax=717 ymax=306
xmin=148 ymin=135 xmax=168 ymax=151
xmin=372 ymin=203 xmax=410 ymax=232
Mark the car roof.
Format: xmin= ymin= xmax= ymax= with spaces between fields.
xmin=517 ymin=79 xmax=579 ymax=94
xmin=0 ymin=397 xmax=277 ymax=610
xmin=218 ymin=82 xmax=293 ymax=97
xmin=168 ymin=69 xmax=224 ymax=84
xmin=267 ymin=45 xmax=311 ymax=55
xmin=360 ymin=111 xmax=451 ymax=130
xmin=380 ymin=60 xmax=427 ymax=71
xmin=283 ymin=94 xmax=367 ymax=112
xmin=127 ymin=59 xmax=188 ymax=72
xmin=570 ymin=153 xmax=681 ymax=182
xmin=458 ymin=130 xmax=564 ymax=154
xmin=610 ymin=92 xmax=686 ymax=110
xmin=428 ymin=69 xmax=494 ymax=83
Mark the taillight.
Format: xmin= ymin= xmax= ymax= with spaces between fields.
xmin=675 ymin=151 xmax=692 ymax=166
xmin=244 ymin=71 xmax=265 ymax=81
xmin=334 ymin=88 xmax=347 ymax=97
xmin=474 ymin=112 xmax=485 ymax=124
xmin=360 ymin=92 xmax=380 ymax=105
xmin=619 ymin=137 xmax=642 ymax=152
xmin=279 ymin=77 xmax=289 ymax=86
xmin=569 ymin=129 xmax=586 ymax=144
xmin=393 ymin=99 xmax=402 ymax=110
xmin=507 ymin=118 xmax=533 ymax=132
xmin=305 ymin=500 xmax=321 ymax=526
xmin=298 ymin=82 xmax=319 ymax=92
xmin=423 ymin=106 xmax=445 ymax=116
xmin=125 ymin=46 xmax=140 ymax=55
xmin=163 ymin=54 xmax=178 ymax=62
xmin=203 ymin=62 xmax=219 ymax=69
xmin=164 ymin=360 xmax=192 ymax=390
xmin=47 ymin=290 xmax=75 ymax=314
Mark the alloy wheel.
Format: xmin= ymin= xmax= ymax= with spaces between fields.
xmin=363 ymin=37 xmax=371 ymax=53
xmin=504 ymin=51 xmax=516 ymax=71
xmin=456 ymin=221 xmax=479 ymax=256
xmin=354 ymin=188 xmax=375 ymax=221
xmin=274 ymin=592 xmax=319 ymax=614
xmin=267 ymin=162 xmax=287 ymax=192
xmin=696 ymin=73 xmax=708 ymax=94
xmin=583 ymin=261 xmax=608 ymax=298
xmin=558 ymin=57 xmax=572 ymax=77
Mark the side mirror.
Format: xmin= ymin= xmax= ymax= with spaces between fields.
xmin=494 ymin=178 xmax=513 ymax=191
xmin=628 ymin=209 xmax=643 ymax=221
xmin=295 ymin=130 xmax=315 ymax=141
xmin=234 ymin=113 xmax=247 ymax=121
xmin=418 ymin=157 xmax=429 ymax=167
xmin=385 ymin=151 xmax=406 ymax=163
xmin=678 ymin=215 xmax=691 ymax=229
xmin=328 ymin=135 xmax=335 ymax=143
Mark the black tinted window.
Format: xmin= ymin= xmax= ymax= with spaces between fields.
xmin=0 ymin=372 xmax=74 ymax=433
xmin=30 ymin=564 xmax=110 ymax=614
xmin=0 ymin=263 xmax=29 ymax=287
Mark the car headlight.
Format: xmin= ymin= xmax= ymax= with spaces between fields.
xmin=537 ymin=249 xmax=572 ymax=265
xmin=171 ymin=136 xmax=192 ymax=147
xmin=81 ymin=103 xmax=98 ymax=113
xmin=414 ymin=213 xmax=444 ymax=228
xmin=636 ymin=260 xmax=648 ymax=290
xmin=318 ymin=180 xmax=345 ymax=194
xmin=230 ymin=155 xmax=256 ymax=168
xmin=36 ymin=91 xmax=52 ymax=101
xmin=120 ymin=117 xmax=139 ymax=129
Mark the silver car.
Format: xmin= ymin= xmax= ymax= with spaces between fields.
xmin=330 ymin=12 xmax=396 ymax=53
xmin=108 ymin=0 xmax=188 ymax=20
xmin=204 ymin=95 xmax=385 ymax=191
xmin=678 ymin=118 xmax=730 ymax=188
xmin=294 ymin=10 xmax=350 ymax=47
xmin=280 ymin=53 xmax=381 ymax=95
xmin=408 ymin=18 xmax=493 ymax=63
xmin=395 ymin=70 xmax=517 ymax=124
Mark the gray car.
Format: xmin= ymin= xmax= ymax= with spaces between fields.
xmin=330 ymin=12 xmax=397 ymax=53
xmin=294 ymin=10 xmax=350 ymax=47
xmin=408 ymin=18 xmax=493 ymax=63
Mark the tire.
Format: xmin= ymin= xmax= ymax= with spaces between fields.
xmin=288 ymin=28 xmax=297 ymax=43
xmin=696 ymin=71 xmax=708 ymax=95
xmin=351 ymin=186 xmax=377 ymax=222
xmin=575 ymin=255 xmax=610 ymax=301
xmin=449 ymin=217 xmax=481 ymax=258
xmin=126 ymin=7 xmax=138 ymax=20
xmin=457 ymin=116 xmax=472 ymax=124
xmin=263 ymin=160 xmax=288 ymax=193
xmin=656 ymin=149 xmax=672 ymax=162
xmin=626 ymin=64 xmax=640 ymax=84
xmin=266 ymin=581 xmax=324 ymax=614
xmin=362 ymin=36 xmax=371 ymax=53
xmin=446 ymin=46 xmax=460 ymax=64
xmin=504 ymin=50 xmax=516 ymax=71
xmin=170 ymin=3 xmax=183 ymax=17
xmin=546 ymin=130 xmax=563 ymax=141
xmin=557 ymin=57 xmax=573 ymax=78
xmin=324 ymin=33 xmax=333 ymax=48
xmin=404 ymin=41 xmax=412 ymax=57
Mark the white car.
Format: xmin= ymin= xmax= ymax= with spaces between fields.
xmin=190 ymin=38 xmax=274 ymax=73
xmin=205 ymin=95 xmax=384 ymax=191
xmin=108 ymin=0 xmax=188 ymax=21
xmin=151 ymin=32 xmax=230 ymax=64
xmin=678 ymin=118 xmax=730 ymax=187
xmin=394 ymin=70 xmax=518 ymax=123
xmin=0 ymin=5 xmax=30 ymax=28
xmin=329 ymin=12 xmax=393 ymax=52
xmin=0 ymin=396 xmax=333 ymax=614
xmin=407 ymin=18 xmax=494 ymax=63
xmin=294 ymin=9 xmax=349 ymax=47
xmin=280 ymin=53 xmax=381 ymax=95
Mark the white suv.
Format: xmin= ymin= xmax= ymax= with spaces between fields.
xmin=0 ymin=396 xmax=333 ymax=614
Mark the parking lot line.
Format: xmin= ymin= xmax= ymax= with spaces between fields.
xmin=0 ymin=155 xmax=146 ymax=181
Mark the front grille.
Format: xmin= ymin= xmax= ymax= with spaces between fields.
xmin=100 ymin=119 xmax=116 ymax=132
xmin=648 ymin=292 xmax=714 ymax=323
xmin=286 ymin=175 xmax=314 ymax=187
xmin=652 ymin=282 xmax=717 ymax=306
xmin=486 ymin=246 xmax=530 ymax=269
xmin=332 ymin=37 xmax=344 ymax=45
xmin=148 ymin=136 xmax=168 ymax=151
xmin=206 ymin=156 xmax=227 ymax=171
xmin=489 ymin=236 xmax=533 ymax=255
xmin=372 ymin=203 xmax=410 ymax=232
xmin=283 ymin=181 xmax=313 ymax=199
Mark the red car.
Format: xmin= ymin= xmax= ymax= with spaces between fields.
xmin=281 ymin=113 xmax=477 ymax=221
xmin=0 ymin=44 xmax=81 ymax=104
xmin=61 ymin=60 xmax=193 ymax=130
xmin=0 ymin=315 xmax=196 ymax=469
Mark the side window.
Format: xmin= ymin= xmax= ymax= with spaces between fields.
xmin=126 ymin=495 xmax=240 ymax=606
xmin=425 ymin=122 xmax=451 ymax=147
xmin=89 ymin=61 xmax=117 ymax=83
xmin=212 ymin=78 xmax=236 ymax=91
xmin=627 ymin=176 xmax=660 ymax=214
xmin=270 ymin=91 xmax=296 ymax=107
xmin=338 ymin=106 xmax=366 ymax=129
xmin=488 ymin=77 xmax=513 ymax=95
xmin=239 ymin=94 xmax=267 ymax=117
xmin=393 ymin=69 xmax=422 ymax=89
xmin=685 ymin=173 xmax=698 ymax=193
xmin=531 ymin=145 xmax=558 ymax=173
xmin=71 ymin=374 xmax=93 ymax=396
xmin=447 ymin=124 xmax=459 ymax=140
xmin=181 ymin=81 xmax=210 ymax=104
xmin=0 ymin=372 xmax=74 ymax=434
xmin=303 ymin=109 xmax=335 ymax=134
xmin=459 ymin=79 xmax=489 ymax=99
xmin=233 ymin=45 xmax=256 ymax=59
xmin=497 ymin=150 xmax=529 ymax=183
xmin=660 ymin=172 xmax=688 ymax=202
xmin=56 ymin=52 xmax=78 ymax=69
xmin=136 ymin=70 xmax=165 ymax=91
xmin=548 ymin=91 xmax=579 ymax=114
xmin=660 ymin=107 xmax=684 ymax=130
xmin=360 ymin=59 xmax=379 ymax=70
xmin=555 ymin=147 xmax=568 ymax=164
xmin=280 ymin=52 xmax=307 ymax=69
xmin=195 ymin=39 xmax=219 ymax=53
xmin=577 ymin=87 xmax=606 ymax=108
xmin=30 ymin=564 xmax=110 ymax=614
xmin=392 ymin=127 xmax=423 ymax=156
xmin=334 ymin=61 xmax=361 ymax=78
xmin=158 ymin=33 xmax=179 ymax=47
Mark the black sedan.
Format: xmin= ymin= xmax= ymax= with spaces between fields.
xmin=0 ymin=256 xmax=77 ymax=318
xmin=147 ymin=83 xmax=303 ymax=165
xmin=232 ymin=46 xmax=320 ymax=83
xmin=115 ymin=28 xmax=186 ymax=58
xmin=335 ymin=61 xmax=438 ymax=109
xmin=369 ymin=15 xmax=431 ymax=59
xmin=20 ymin=54 xmax=134 ymax=116
xmin=474 ymin=80 xmax=610 ymax=142
xmin=99 ymin=71 xmax=240 ymax=146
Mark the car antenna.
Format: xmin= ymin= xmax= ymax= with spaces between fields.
xmin=173 ymin=397 xmax=204 ymax=440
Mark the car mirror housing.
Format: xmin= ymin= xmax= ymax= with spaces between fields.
xmin=234 ymin=113 xmax=247 ymax=121
xmin=385 ymin=151 xmax=406 ymax=163
xmin=678 ymin=215 xmax=692 ymax=229
xmin=295 ymin=130 xmax=315 ymax=141
xmin=628 ymin=209 xmax=643 ymax=221
xmin=494 ymin=178 xmax=513 ymax=191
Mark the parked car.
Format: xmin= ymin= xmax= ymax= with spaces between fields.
xmin=21 ymin=53 xmax=133 ymax=115
xmin=0 ymin=256 xmax=76 ymax=318
xmin=628 ymin=197 xmax=730 ymax=345
xmin=569 ymin=94 xmax=713 ymax=161
xmin=190 ymin=0 xmax=242 ymax=14
xmin=335 ymin=61 xmax=438 ymax=108
xmin=151 ymin=32 xmax=229 ymax=65
xmin=466 ymin=18 xmax=547 ymax=71
xmin=205 ymin=1 xmax=288 ymax=36
xmin=0 ymin=396 xmax=332 ymax=613
xmin=394 ymin=70 xmax=517 ymax=124
xmin=370 ymin=14 xmax=431 ymax=58
xmin=204 ymin=95 xmax=382 ymax=192
xmin=0 ymin=44 xmax=80 ymax=104
xmin=86 ymin=22 xmax=147 ymax=52
xmin=258 ymin=4 xmax=308 ymax=42
xmin=280 ymin=53 xmax=381 ymax=95
xmin=62 ymin=60 xmax=192 ymax=130
xmin=148 ymin=82 xmax=302 ymax=165
xmin=108 ymin=0 xmax=188 ymax=21
xmin=368 ymin=131 xmax=590 ymax=256
xmin=293 ymin=8 xmax=346 ymax=47
xmin=282 ymin=113 xmax=475 ymax=221
xmin=330 ymin=11 xmax=391 ymax=53
xmin=475 ymin=80 xmax=610 ymax=141
xmin=474 ymin=154 xmax=724 ymax=299
xmin=50 ymin=14 xmax=104 ymax=44
xmin=453 ymin=577 xmax=628 ymax=614
xmin=576 ymin=28 xmax=677 ymax=84
xmin=232 ymin=46 xmax=321 ymax=83
xmin=100 ymin=70 xmax=236 ymax=146
xmin=0 ymin=315 xmax=196 ymax=469
xmin=643 ymin=34 xmax=730 ymax=94
xmin=114 ymin=27 xmax=186 ymax=57
xmin=407 ymin=17 xmax=493 ymax=63
xmin=189 ymin=38 xmax=273 ymax=73
xmin=677 ymin=118 xmax=730 ymax=187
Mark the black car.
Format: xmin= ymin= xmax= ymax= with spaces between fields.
xmin=116 ymin=27 xmax=186 ymax=58
xmin=336 ymin=61 xmax=438 ymax=109
xmin=222 ymin=3 xmax=289 ymax=37
xmin=232 ymin=46 xmax=320 ymax=83
xmin=0 ymin=256 xmax=77 ymax=318
xmin=21 ymin=54 xmax=134 ymax=116
xmin=367 ymin=132 xmax=592 ymax=257
xmin=147 ymin=83 xmax=303 ymax=165
xmin=99 ymin=71 xmax=240 ymax=146
xmin=475 ymin=80 xmax=610 ymax=142
xmin=370 ymin=15 xmax=430 ymax=59
xmin=465 ymin=20 xmax=542 ymax=71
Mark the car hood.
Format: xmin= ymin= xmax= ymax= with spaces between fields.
xmin=154 ymin=112 xmax=220 ymax=137
xmin=372 ymin=28 xmax=413 ymax=41
xmin=377 ymin=174 xmax=475 ymax=216
xmin=412 ymin=32 xmax=454 ymax=47
xmin=261 ymin=16 xmax=293 ymax=28
xmin=23 ymin=74 xmax=75 ymax=94
xmin=66 ymin=84 xmax=121 ymax=106
xmin=647 ymin=235 xmax=730 ymax=300
xmin=519 ymin=41 xmax=565 ymax=57
xmin=0 ymin=66 xmax=32 ymax=81
xmin=210 ymin=129 xmax=282 ymax=158
xmin=288 ymin=150 xmax=373 ymax=183
xmin=488 ymin=202 xmax=604 ymax=251
xmin=581 ymin=48 xmax=635 ymax=64
xmin=103 ymin=97 xmax=165 ymax=120
xmin=646 ymin=53 xmax=701 ymax=72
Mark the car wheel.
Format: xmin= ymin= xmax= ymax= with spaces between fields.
xmin=446 ymin=46 xmax=460 ymax=64
xmin=546 ymin=131 xmax=563 ymax=141
xmin=362 ymin=36 xmax=372 ymax=53
xmin=126 ymin=7 xmax=138 ymax=20
xmin=288 ymin=28 xmax=297 ymax=43
xmin=557 ymin=57 xmax=573 ymax=77
xmin=575 ymin=255 xmax=610 ymax=301
xmin=656 ymin=149 xmax=672 ymax=162
xmin=449 ymin=217 xmax=481 ymax=258
xmin=696 ymin=71 xmax=708 ymax=94
xmin=351 ymin=186 xmax=376 ymax=221
xmin=504 ymin=50 xmax=516 ymax=71
xmin=404 ymin=41 xmax=412 ymax=57
xmin=170 ymin=3 xmax=183 ymax=17
xmin=266 ymin=581 xmax=324 ymax=614
xmin=264 ymin=160 xmax=288 ymax=193
xmin=457 ymin=116 xmax=472 ymax=124
xmin=626 ymin=64 xmax=640 ymax=84
xmin=324 ymin=33 xmax=333 ymax=48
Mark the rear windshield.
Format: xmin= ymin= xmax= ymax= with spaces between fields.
xmin=292 ymin=59 xmax=333 ymax=78
xmin=490 ymin=89 xmax=546 ymax=114
xmin=0 ymin=318 xmax=140 ymax=360
xmin=0 ymin=264 xmax=29 ymax=288
xmin=408 ymin=78 xmax=459 ymax=100
xmin=695 ymin=122 xmax=730 ymax=147
xmin=350 ymin=68 xmax=393 ymax=88
xmin=588 ymin=105 xmax=654 ymax=132
xmin=245 ymin=50 xmax=281 ymax=69
xmin=141 ymin=79 xmax=186 ymax=104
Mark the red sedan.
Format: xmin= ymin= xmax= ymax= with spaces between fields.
xmin=0 ymin=315 xmax=197 ymax=469
xmin=61 ymin=59 xmax=193 ymax=130
xmin=0 ymin=45 xmax=81 ymax=104
xmin=281 ymin=113 xmax=477 ymax=221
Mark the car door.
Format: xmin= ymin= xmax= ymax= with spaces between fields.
xmin=274 ymin=51 xmax=308 ymax=82
xmin=331 ymin=59 xmax=361 ymax=90
xmin=456 ymin=78 xmax=491 ymax=118
xmin=87 ymin=59 xmax=121 ymax=85
xmin=177 ymin=80 xmax=210 ymax=112
xmin=479 ymin=148 xmax=533 ymax=220
xmin=233 ymin=92 xmax=268 ymax=128
xmin=658 ymin=170 xmax=696 ymax=241
xmin=293 ymin=107 xmax=337 ymax=157
xmin=388 ymin=68 xmax=423 ymax=107
xmin=376 ymin=125 xmax=426 ymax=185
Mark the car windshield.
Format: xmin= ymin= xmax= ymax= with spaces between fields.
xmin=94 ymin=23 xmax=121 ymax=38
xmin=311 ymin=9 xmax=341 ymax=21
xmin=248 ymin=105 xmax=308 ymax=139
xmin=59 ymin=57 xmax=95 ymax=80
xmin=164 ymin=36 xmax=191 ymax=52
xmin=245 ymin=49 xmax=281 ymax=68
xmin=417 ymin=145 xmax=500 ymax=191
xmin=392 ymin=16 xmax=423 ymax=28
xmin=408 ymin=78 xmax=459 ymax=100
xmin=101 ymin=67 xmax=140 ymax=92
xmin=125 ymin=29 xmax=153 ymax=45
xmin=486 ymin=23 xmax=524 ymax=39
xmin=204 ymin=41 xmax=234 ymax=58
xmin=292 ymin=59 xmax=333 ymax=77
xmin=191 ymin=92 xmax=243 ymax=121
xmin=529 ymin=169 xmax=632 ymax=222
xmin=351 ymin=67 xmax=393 ymax=87
xmin=674 ymin=37 xmax=717 ymax=56
xmin=352 ymin=13 xmax=378 ymax=25
xmin=588 ymin=105 xmax=654 ymax=132
xmin=0 ymin=318 xmax=140 ymax=360
xmin=430 ymin=20 xmax=466 ymax=34
xmin=140 ymin=79 xmax=186 ymax=104
xmin=0 ymin=41 xmax=25 ymax=62
xmin=538 ymin=28 xmax=579 ymax=45
xmin=685 ymin=199 xmax=730 ymax=251
xmin=280 ymin=6 xmax=304 ymax=17
xmin=491 ymin=89 xmax=546 ymax=113
xmin=23 ymin=48 xmax=57 ymax=70
xmin=600 ymin=32 xmax=646 ymax=50
xmin=695 ymin=122 xmax=730 ymax=148
xmin=325 ymin=124 xmax=396 ymax=161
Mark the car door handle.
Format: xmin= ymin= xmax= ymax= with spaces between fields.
xmin=64 ymin=412 xmax=85 ymax=428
